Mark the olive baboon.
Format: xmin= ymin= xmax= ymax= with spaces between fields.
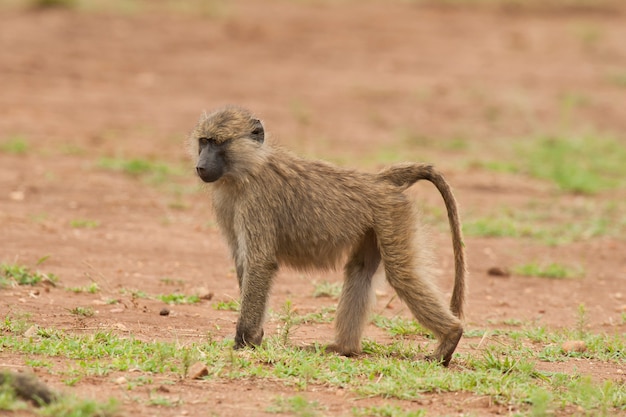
xmin=189 ymin=106 xmax=467 ymax=366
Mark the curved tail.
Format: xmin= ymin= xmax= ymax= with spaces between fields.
xmin=377 ymin=163 xmax=467 ymax=319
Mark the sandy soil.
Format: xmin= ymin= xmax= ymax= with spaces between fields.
xmin=1 ymin=1 xmax=625 ymax=415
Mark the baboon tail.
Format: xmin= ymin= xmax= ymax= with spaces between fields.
xmin=376 ymin=163 xmax=467 ymax=319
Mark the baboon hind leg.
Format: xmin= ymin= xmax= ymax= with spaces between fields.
xmin=329 ymin=229 xmax=381 ymax=356
xmin=377 ymin=211 xmax=463 ymax=366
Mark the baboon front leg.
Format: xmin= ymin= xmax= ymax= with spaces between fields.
xmin=234 ymin=260 xmax=278 ymax=349
xmin=329 ymin=230 xmax=381 ymax=356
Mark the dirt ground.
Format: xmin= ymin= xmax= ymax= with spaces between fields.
xmin=1 ymin=0 xmax=625 ymax=416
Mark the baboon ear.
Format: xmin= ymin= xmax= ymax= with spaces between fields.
xmin=250 ymin=119 xmax=264 ymax=143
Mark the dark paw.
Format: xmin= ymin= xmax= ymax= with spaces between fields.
xmin=325 ymin=343 xmax=360 ymax=357
xmin=425 ymin=353 xmax=452 ymax=367
xmin=234 ymin=328 xmax=264 ymax=349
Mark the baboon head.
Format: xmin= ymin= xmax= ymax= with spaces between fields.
xmin=189 ymin=106 xmax=265 ymax=183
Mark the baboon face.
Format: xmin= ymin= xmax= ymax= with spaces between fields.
xmin=192 ymin=106 xmax=265 ymax=183
xmin=196 ymin=138 xmax=229 ymax=183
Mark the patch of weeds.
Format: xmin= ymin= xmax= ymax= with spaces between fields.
xmin=69 ymin=219 xmax=100 ymax=229
xmin=167 ymin=199 xmax=190 ymax=210
xmin=574 ymin=303 xmax=588 ymax=340
xmin=69 ymin=306 xmax=95 ymax=317
xmin=372 ymin=315 xmax=432 ymax=338
xmin=30 ymin=213 xmax=49 ymax=224
xmin=608 ymin=72 xmax=626 ymax=88
xmin=572 ymin=23 xmax=603 ymax=52
xmin=30 ymin=0 xmax=78 ymax=8
xmin=463 ymin=215 xmax=531 ymax=238
xmin=277 ymin=300 xmax=298 ymax=345
xmin=563 ymin=376 xmax=625 ymax=413
xmin=293 ymin=306 xmax=336 ymax=325
xmin=513 ymin=262 xmax=584 ymax=279
xmin=120 ymin=288 xmax=148 ymax=299
xmin=148 ymin=393 xmax=180 ymax=407
xmin=463 ymin=199 xmax=626 ymax=245
xmin=159 ymin=277 xmax=185 ymax=285
xmin=60 ymin=144 xmax=85 ymax=156
xmin=477 ymin=135 xmax=626 ymax=193
xmin=528 ymin=387 xmax=554 ymax=417
xmin=312 ymin=281 xmax=342 ymax=298
xmin=525 ymin=136 xmax=626 ymax=193
xmin=67 ymin=282 xmax=100 ymax=294
xmin=0 ymin=136 xmax=28 ymax=154
xmin=165 ymin=0 xmax=230 ymax=19
xmin=502 ymin=318 xmax=524 ymax=326
xmin=157 ymin=293 xmax=200 ymax=305
xmin=213 ymin=299 xmax=239 ymax=311
xmin=1 ymin=313 xmax=33 ymax=334
xmin=478 ymin=347 xmax=538 ymax=377
xmin=401 ymin=129 xmax=469 ymax=152
xmin=2 ymin=322 xmax=624 ymax=415
xmin=267 ymin=395 xmax=322 ymax=416
xmin=38 ymin=395 xmax=118 ymax=417
xmin=352 ymin=404 xmax=426 ymax=417
xmin=0 ymin=263 xmax=58 ymax=288
xmin=97 ymin=157 xmax=178 ymax=185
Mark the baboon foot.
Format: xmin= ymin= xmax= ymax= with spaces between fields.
xmin=325 ymin=343 xmax=361 ymax=357
xmin=426 ymin=326 xmax=463 ymax=367
xmin=233 ymin=328 xmax=264 ymax=350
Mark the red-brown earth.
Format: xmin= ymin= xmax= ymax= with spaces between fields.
xmin=1 ymin=1 xmax=625 ymax=416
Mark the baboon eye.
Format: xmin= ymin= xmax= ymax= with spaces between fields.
xmin=199 ymin=137 xmax=215 ymax=146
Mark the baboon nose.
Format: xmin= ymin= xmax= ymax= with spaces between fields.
xmin=196 ymin=167 xmax=205 ymax=176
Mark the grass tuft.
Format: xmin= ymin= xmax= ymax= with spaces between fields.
xmin=0 ymin=137 xmax=29 ymax=154
xmin=513 ymin=262 xmax=584 ymax=279
xmin=479 ymin=135 xmax=626 ymax=194
xmin=312 ymin=281 xmax=342 ymax=299
xmin=0 ymin=263 xmax=58 ymax=288
xmin=157 ymin=293 xmax=200 ymax=305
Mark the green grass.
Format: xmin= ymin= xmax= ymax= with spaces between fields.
xmin=1 ymin=310 xmax=624 ymax=415
xmin=609 ymin=72 xmax=626 ymax=88
xmin=157 ymin=293 xmax=200 ymax=305
xmin=69 ymin=219 xmax=100 ymax=229
xmin=0 ymin=136 xmax=29 ymax=154
xmin=372 ymin=315 xmax=432 ymax=338
xmin=312 ymin=281 xmax=342 ymax=299
xmin=97 ymin=157 xmax=180 ymax=185
xmin=67 ymin=282 xmax=100 ymax=294
xmin=513 ymin=262 xmax=584 ymax=279
xmin=68 ymin=306 xmax=95 ymax=317
xmin=30 ymin=0 xmax=77 ymax=8
xmin=159 ymin=277 xmax=185 ymax=285
xmin=462 ymin=199 xmax=625 ymax=245
xmin=267 ymin=395 xmax=322 ymax=416
xmin=478 ymin=136 xmax=626 ymax=194
xmin=352 ymin=405 xmax=426 ymax=417
xmin=213 ymin=299 xmax=239 ymax=311
xmin=0 ymin=263 xmax=58 ymax=288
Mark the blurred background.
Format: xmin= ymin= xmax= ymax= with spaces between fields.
xmin=1 ymin=0 xmax=625 ymax=414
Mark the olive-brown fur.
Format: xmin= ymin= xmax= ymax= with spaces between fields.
xmin=189 ymin=106 xmax=467 ymax=366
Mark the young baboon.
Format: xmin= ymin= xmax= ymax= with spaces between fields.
xmin=189 ymin=106 xmax=467 ymax=366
